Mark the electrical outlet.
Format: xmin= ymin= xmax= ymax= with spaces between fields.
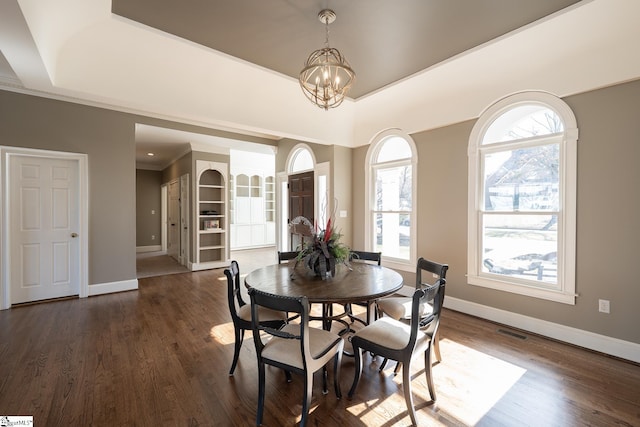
xmin=151 ymin=235 xmax=155 ymax=241
xmin=598 ymin=299 xmax=610 ymax=313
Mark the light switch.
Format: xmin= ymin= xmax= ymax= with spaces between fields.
xmin=339 ymin=210 xmax=347 ymax=218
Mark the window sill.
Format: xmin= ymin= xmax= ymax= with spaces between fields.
xmin=382 ymin=258 xmax=414 ymax=273
xmin=467 ymin=274 xmax=576 ymax=305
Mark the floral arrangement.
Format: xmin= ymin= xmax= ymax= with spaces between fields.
xmin=290 ymin=214 xmax=351 ymax=278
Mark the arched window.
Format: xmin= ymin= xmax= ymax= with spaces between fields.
xmin=366 ymin=130 xmax=417 ymax=270
xmin=468 ymin=92 xmax=578 ymax=304
xmin=289 ymin=146 xmax=314 ymax=173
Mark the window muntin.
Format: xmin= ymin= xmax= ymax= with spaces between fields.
xmin=368 ymin=133 xmax=415 ymax=266
xmin=468 ymin=92 xmax=577 ymax=304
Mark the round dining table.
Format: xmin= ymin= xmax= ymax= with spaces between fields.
xmin=244 ymin=262 xmax=403 ymax=304
xmin=244 ymin=262 xmax=403 ymax=329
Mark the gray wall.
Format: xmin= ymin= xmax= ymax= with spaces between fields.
xmin=136 ymin=169 xmax=162 ymax=247
xmin=0 ymin=89 xmax=274 ymax=287
xmin=0 ymin=90 xmax=137 ymax=285
xmin=352 ymin=79 xmax=640 ymax=345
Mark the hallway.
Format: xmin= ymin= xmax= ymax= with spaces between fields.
xmin=136 ymin=247 xmax=278 ymax=279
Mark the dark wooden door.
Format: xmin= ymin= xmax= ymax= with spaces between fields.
xmin=288 ymin=171 xmax=314 ymax=250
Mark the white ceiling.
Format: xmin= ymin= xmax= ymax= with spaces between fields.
xmin=2 ymin=0 xmax=640 ymax=169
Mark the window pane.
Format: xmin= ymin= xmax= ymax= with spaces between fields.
xmin=484 ymin=106 xmax=563 ymax=144
xmin=483 ymin=144 xmax=559 ymax=212
xmin=291 ymin=149 xmax=313 ymax=172
xmin=376 ymin=137 xmax=412 ymax=162
xmin=374 ymin=212 xmax=410 ymax=260
xmin=482 ymin=213 xmax=557 ymax=284
xmin=375 ymin=166 xmax=412 ymax=211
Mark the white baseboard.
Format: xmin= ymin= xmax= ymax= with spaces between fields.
xmin=88 ymin=279 xmax=138 ymax=296
xmin=136 ymin=245 xmax=162 ymax=253
xmin=444 ymin=296 xmax=640 ymax=364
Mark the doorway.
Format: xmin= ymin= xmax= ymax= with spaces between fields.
xmin=136 ymin=174 xmax=189 ymax=279
xmin=288 ymin=170 xmax=314 ymax=250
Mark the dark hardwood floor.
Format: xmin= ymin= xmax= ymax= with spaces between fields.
xmin=1 ymin=267 xmax=639 ymax=426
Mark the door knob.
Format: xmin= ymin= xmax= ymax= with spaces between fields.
xmin=71 ymin=233 xmax=78 ymax=238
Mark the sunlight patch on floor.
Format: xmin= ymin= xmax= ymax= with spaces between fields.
xmin=435 ymin=338 xmax=526 ymax=425
xmin=210 ymin=322 xmax=235 ymax=345
xmin=345 ymin=338 xmax=526 ymax=426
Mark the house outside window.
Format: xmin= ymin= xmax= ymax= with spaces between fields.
xmin=467 ymin=92 xmax=578 ymax=304
xmin=366 ymin=130 xmax=417 ymax=271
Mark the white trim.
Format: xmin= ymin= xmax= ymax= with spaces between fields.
xmin=136 ymin=245 xmax=162 ymax=253
xmin=444 ymin=296 xmax=640 ymax=364
xmin=87 ymin=279 xmax=138 ymax=296
xmin=276 ymin=171 xmax=288 ymax=251
xmin=179 ymin=173 xmax=190 ymax=266
xmin=161 ymin=184 xmax=168 ymax=252
xmin=467 ymin=91 xmax=578 ymax=304
xmin=191 ymin=260 xmax=228 ymax=271
xmin=315 ymin=161 xmax=331 ymax=227
xmin=0 ymin=146 xmax=89 ymax=310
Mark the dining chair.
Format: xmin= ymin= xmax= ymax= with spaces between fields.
xmin=224 ymin=260 xmax=287 ymax=376
xmin=277 ymin=250 xmax=299 ymax=264
xmin=249 ymin=287 xmax=344 ymax=427
xmin=348 ymin=275 xmax=446 ymax=426
xmin=344 ymin=250 xmax=382 ymax=325
xmin=376 ymin=257 xmax=448 ymax=363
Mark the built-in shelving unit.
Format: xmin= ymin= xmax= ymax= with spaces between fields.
xmin=194 ymin=160 xmax=228 ymax=270
xmin=265 ymin=176 xmax=275 ymax=222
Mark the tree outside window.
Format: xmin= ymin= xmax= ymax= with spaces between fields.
xmin=468 ymin=92 xmax=578 ymax=304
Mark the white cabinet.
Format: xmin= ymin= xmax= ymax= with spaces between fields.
xmin=193 ymin=160 xmax=228 ymax=270
xmin=229 ymin=172 xmax=276 ymax=249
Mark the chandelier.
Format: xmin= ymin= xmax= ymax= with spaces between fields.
xmin=299 ymin=9 xmax=356 ymax=110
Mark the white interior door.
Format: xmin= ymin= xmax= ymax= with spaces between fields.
xmin=167 ymin=179 xmax=180 ymax=261
xmin=9 ymin=155 xmax=80 ymax=304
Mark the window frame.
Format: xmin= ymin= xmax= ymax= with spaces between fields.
xmin=467 ymin=92 xmax=578 ymax=304
xmin=365 ymin=129 xmax=417 ymax=272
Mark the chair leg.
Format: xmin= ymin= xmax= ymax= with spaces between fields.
xmin=424 ymin=345 xmax=437 ymax=401
xmin=433 ymin=329 xmax=442 ymax=363
xmin=301 ymin=370 xmax=314 ymax=427
xmin=229 ymin=327 xmax=244 ymax=376
xmin=378 ymin=357 xmax=389 ymax=372
xmin=334 ymin=347 xmax=343 ymax=399
xmin=348 ymin=346 xmax=363 ymax=398
xmin=322 ymin=366 xmax=328 ymax=395
xmin=401 ymin=358 xmax=418 ymax=427
xmin=256 ymin=361 xmax=266 ymax=426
